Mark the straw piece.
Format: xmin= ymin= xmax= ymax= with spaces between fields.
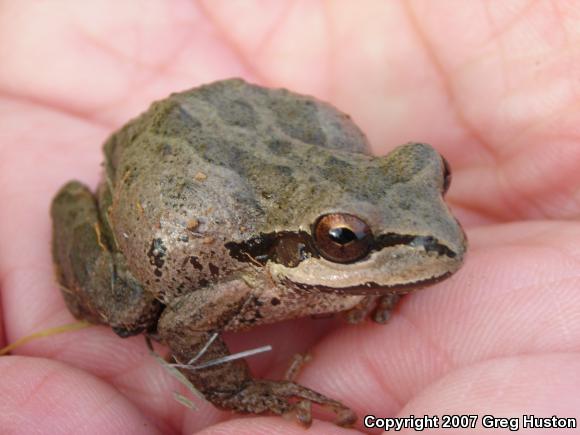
xmin=172 ymin=345 xmax=272 ymax=371
xmin=0 ymin=321 xmax=92 ymax=356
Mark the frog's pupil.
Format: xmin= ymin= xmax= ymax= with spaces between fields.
xmin=329 ymin=227 xmax=357 ymax=245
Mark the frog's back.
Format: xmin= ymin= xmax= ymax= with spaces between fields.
xmin=104 ymin=78 xmax=373 ymax=230
xmin=101 ymin=79 xmax=372 ymax=297
xmin=105 ymin=78 xmax=370 ymax=170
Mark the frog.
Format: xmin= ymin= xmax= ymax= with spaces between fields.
xmin=50 ymin=78 xmax=467 ymax=427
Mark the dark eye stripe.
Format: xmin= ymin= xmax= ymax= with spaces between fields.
xmin=225 ymin=230 xmax=455 ymax=268
xmin=225 ymin=231 xmax=319 ymax=267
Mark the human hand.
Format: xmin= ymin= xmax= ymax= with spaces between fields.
xmin=1 ymin=2 xmax=579 ymax=434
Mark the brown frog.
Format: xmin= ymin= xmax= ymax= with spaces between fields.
xmin=51 ymin=78 xmax=467 ymax=426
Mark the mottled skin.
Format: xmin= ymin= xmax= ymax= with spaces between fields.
xmin=51 ymin=79 xmax=467 ymax=426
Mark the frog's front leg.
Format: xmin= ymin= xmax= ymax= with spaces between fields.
xmin=157 ymin=280 xmax=356 ymax=427
xmin=344 ymin=294 xmax=402 ymax=324
xmin=51 ymin=181 xmax=161 ymax=336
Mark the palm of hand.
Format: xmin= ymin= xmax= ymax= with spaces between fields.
xmin=1 ymin=2 xmax=579 ymax=434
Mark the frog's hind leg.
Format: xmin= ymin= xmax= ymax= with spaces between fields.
xmin=157 ymin=281 xmax=356 ymax=427
xmin=51 ymin=181 xmax=161 ymax=336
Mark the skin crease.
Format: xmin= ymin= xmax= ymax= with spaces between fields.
xmin=0 ymin=0 xmax=580 ymax=433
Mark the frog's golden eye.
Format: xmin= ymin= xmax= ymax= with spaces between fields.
xmin=313 ymin=213 xmax=373 ymax=263
xmin=442 ymin=157 xmax=452 ymax=195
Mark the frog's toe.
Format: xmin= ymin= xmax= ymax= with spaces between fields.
xmin=219 ymin=380 xmax=356 ymax=427
xmin=372 ymin=293 xmax=401 ymax=324
xmin=283 ymin=400 xmax=312 ymax=427
xmin=344 ymin=296 xmax=377 ymax=324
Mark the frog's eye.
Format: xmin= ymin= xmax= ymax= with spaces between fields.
xmin=442 ymin=157 xmax=452 ymax=195
xmin=313 ymin=213 xmax=373 ymax=263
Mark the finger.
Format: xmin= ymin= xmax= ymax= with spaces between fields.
xmin=0 ymin=355 xmax=166 ymax=435
xmin=399 ymin=354 xmax=580 ymax=434
xmin=0 ymin=299 xmax=5 ymax=350
xmin=191 ymin=415 xmax=362 ymax=435
xmin=9 ymin=318 xmax=344 ymax=432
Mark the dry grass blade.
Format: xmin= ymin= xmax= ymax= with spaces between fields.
xmin=0 ymin=321 xmax=92 ymax=356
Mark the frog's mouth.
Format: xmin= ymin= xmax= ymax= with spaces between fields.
xmin=278 ymin=271 xmax=453 ymax=296
xmin=271 ymin=244 xmax=463 ymax=296
xmin=225 ymin=230 xmax=464 ymax=295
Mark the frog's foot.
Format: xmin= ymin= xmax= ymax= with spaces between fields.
xmin=216 ymin=380 xmax=357 ymax=427
xmin=372 ymin=293 xmax=401 ymax=323
xmin=344 ymin=296 xmax=377 ymax=324
xmin=344 ymin=294 xmax=401 ymax=324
